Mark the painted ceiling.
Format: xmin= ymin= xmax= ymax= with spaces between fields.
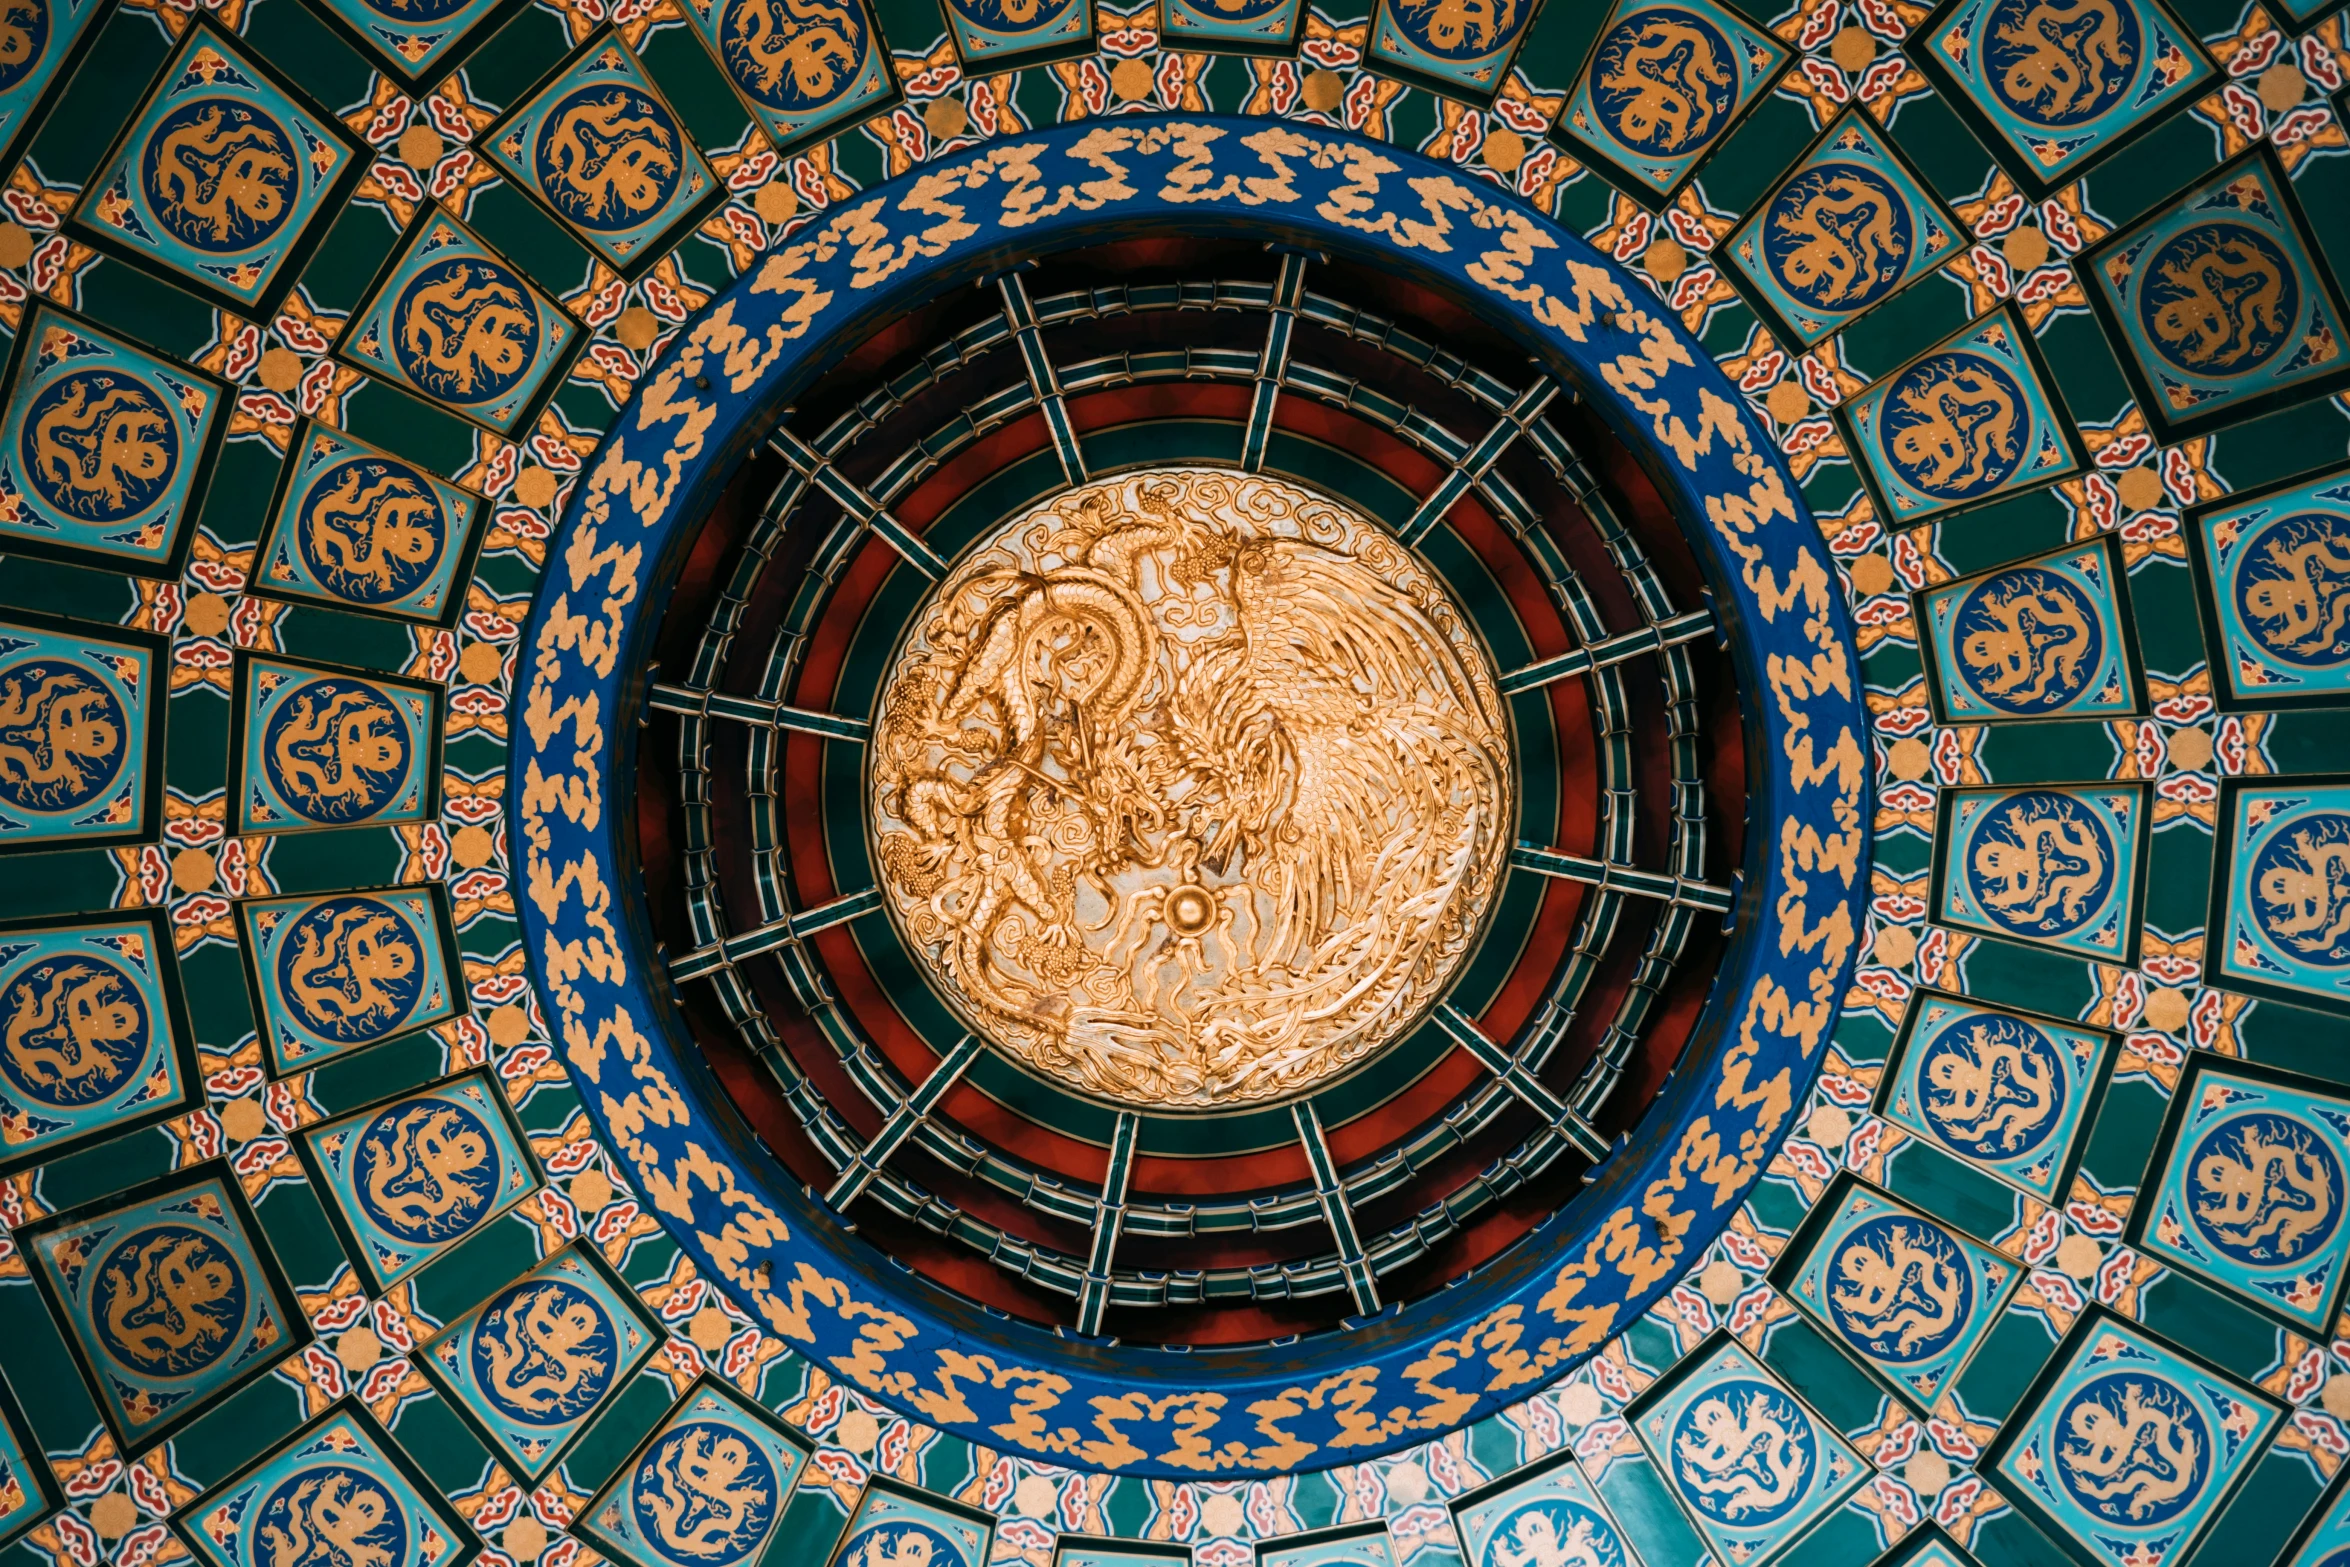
xmin=0 ymin=0 xmax=2346 ymax=1563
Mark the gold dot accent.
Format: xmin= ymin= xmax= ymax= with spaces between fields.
xmin=1645 ymin=237 xmax=1687 ymax=282
xmin=1871 ymin=924 xmax=1918 ymax=970
xmin=924 ymin=96 xmax=969 ymax=141
xmin=1829 ymin=24 xmax=1876 ymax=71
xmin=1385 ymin=1461 xmax=1430 ymax=1505
xmin=2325 ymin=1375 xmax=2350 ymax=1419
xmin=397 ymin=124 xmax=445 ymax=171
xmin=1846 ymin=551 xmax=1895 ymax=597
xmin=2054 ymin=1233 xmax=2104 ymax=1280
xmin=1482 ymin=128 xmax=1525 ymax=173
xmin=2167 ymin=723 xmax=2213 ymax=772
xmin=1199 ymin=1494 xmax=1247 ymax=1538
xmin=1302 ymin=68 xmax=1345 ymax=112
xmin=88 ymin=1494 xmax=138 ymax=1540
xmin=2259 ymin=61 xmax=2308 ymax=113
xmin=1886 ymin=736 xmax=1932 ymax=780
xmin=1110 ymin=57 xmax=1156 ymax=102
xmin=1165 ymin=886 xmax=1214 ymax=935
xmin=172 ymin=848 xmax=215 ymax=894
xmin=512 ymin=466 xmax=561 ymax=510
xmin=1555 ymin=1382 xmax=1603 ymax=1426
xmin=220 ymin=1096 xmax=267 ymax=1143
xmin=2140 ymin=985 xmax=2192 ymax=1034
xmin=835 ymin=1408 xmax=882 ymax=1454
xmin=615 ymin=307 xmax=660 ymax=352
xmin=1806 ymin=1104 xmax=1850 ymax=1150
xmin=688 ymin=1305 xmax=734 ymax=1352
xmin=459 ymin=639 xmax=506 ymax=686
xmin=0 ymin=223 xmax=32 ymax=270
xmin=256 ymin=348 xmax=304 ymax=393
xmin=753 ymin=180 xmax=799 ymax=225
xmin=570 ymin=1168 xmax=613 ymax=1214
xmin=1906 ymin=1449 xmax=1950 ymax=1495
xmin=450 ymin=825 xmax=496 ymax=869
xmin=489 ymin=1003 xmax=533 ymax=1048
xmin=1764 ymin=379 xmax=1810 ymax=425
xmin=337 ymin=1326 xmax=382 ymax=1374
xmin=183 ymin=591 xmax=233 ymax=638
xmin=2115 ymin=463 xmax=2166 ymax=513
xmin=504 ymin=1517 xmax=547 ymax=1564
xmin=1697 ymin=1257 xmax=1744 ymax=1307
xmin=2002 ymin=224 xmax=2050 ymax=273
xmin=1012 ymin=1473 xmax=1059 ymax=1517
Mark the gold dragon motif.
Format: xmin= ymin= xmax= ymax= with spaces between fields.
xmin=1992 ymin=0 xmax=2134 ymax=123
xmin=98 ymin=1229 xmax=239 ymax=1372
xmin=541 ymin=90 xmax=678 ymax=224
xmin=147 ymin=103 xmax=293 ymax=246
xmin=1596 ymin=13 xmax=1734 ymax=153
xmin=397 ymin=263 xmax=535 ymax=398
xmin=721 ymin=0 xmax=862 ymax=106
xmin=3 ymin=959 xmax=140 ymax=1102
xmin=300 ymin=469 xmax=442 ymax=596
xmin=26 ymin=377 xmax=174 ymax=518
xmin=869 ymin=469 xmax=1512 ymax=1109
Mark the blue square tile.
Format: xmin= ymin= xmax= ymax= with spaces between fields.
xmin=1939 ymin=785 xmax=2145 ymax=962
xmin=831 ymin=1485 xmax=993 ymax=1567
xmin=303 ymin=1071 xmax=538 ymax=1292
xmin=939 ymin=0 xmax=1090 ymax=73
xmin=575 ymin=1377 xmax=813 ymax=1567
xmin=2284 ymin=1473 xmax=2350 ymax=1567
xmin=1367 ymin=0 xmax=1537 ymax=102
xmin=0 ymin=613 xmax=164 ymax=854
xmin=2088 ymin=149 xmax=2349 ymax=440
xmin=1878 ymin=992 xmax=2111 ymax=1204
xmin=2135 ymin=1061 xmax=2350 ymax=1331
xmin=1451 ymin=1452 xmax=1640 ymax=1567
xmin=0 ymin=0 xmax=103 ymax=167
xmin=306 ymin=0 xmax=510 ymax=81
xmin=1921 ymin=0 xmax=2212 ymax=194
xmin=420 ymin=1245 xmax=663 ymax=1482
xmin=1726 ymin=111 xmax=1963 ymax=347
xmin=30 ymin=1172 xmax=301 ymax=1451
xmin=339 ymin=211 xmax=576 ymax=437
xmin=238 ymin=886 xmax=461 ymax=1073
xmin=675 ymin=0 xmax=893 ymax=153
xmin=1255 ymin=1526 xmax=1395 ymax=1567
xmin=183 ymin=1406 xmax=471 ymax=1567
xmin=0 ymin=306 xmax=224 ymax=578
xmin=75 ymin=25 xmax=355 ymax=312
xmin=1159 ymin=0 xmax=1300 ymax=54
xmin=486 ymin=42 xmax=718 ymax=275
xmin=0 ymin=913 xmax=193 ymax=1170
xmin=2215 ymin=783 xmax=2350 ymax=1012
xmin=1846 ymin=307 xmax=2084 ymax=525
xmin=1919 ymin=537 xmax=2138 ymax=722
xmin=1780 ymin=1182 xmax=2020 ymax=1411
xmin=1051 ymin=1544 xmax=1188 ymax=1567
xmin=1555 ymin=0 xmax=1788 ymax=198
xmin=231 ymin=656 xmax=439 ymax=836
xmin=1633 ymin=1340 xmax=1866 ymax=1565
xmin=253 ymin=424 xmax=483 ymax=626
xmin=2193 ymin=467 xmax=2350 ymax=706
xmin=1992 ymin=1317 xmax=2279 ymax=1567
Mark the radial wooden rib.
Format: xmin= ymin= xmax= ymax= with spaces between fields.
xmin=1294 ymin=1100 xmax=1382 ymax=1317
xmin=1433 ymin=1002 xmax=1609 ymax=1160
xmin=1074 ymin=1111 xmax=1141 ymax=1337
xmin=1242 ymin=252 xmax=1311 ymax=472
xmin=647 ymin=681 xmax=871 ymax=742
xmin=1499 ymin=607 xmax=1716 ymax=695
xmin=670 ymin=886 xmax=884 ymax=982
xmin=998 ymin=271 xmax=1089 ymax=487
xmin=769 ymin=425 xmax=949 ymax=579
xmin=1508 ymin=843 xmax=1735 ymax=916
xmin=1397 ymin=375 xmax=1563 ymax=548
xmin=827 ymin=1034 xmax=986 ymax=1210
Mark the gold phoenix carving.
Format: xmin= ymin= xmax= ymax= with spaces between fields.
xmin=868 ymin=468 xmax=1514 ymax=1110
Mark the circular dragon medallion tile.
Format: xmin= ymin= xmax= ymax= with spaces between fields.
xmin=469 ymin=1276 xmax=618 ymax=1425
xmin=2051 ymin=1370 xmax=2210 ymax=1527
xmin=273 ymin=896 xmax=426 ymax=1043
xmin=1915 ymin=1011 xmax=2066 ymax=1159
xmin=0 ymin=656 xmax=127 ymax=815
xmin=1589 ymin=7 xmax=1740 ymax=158
xmin=89 ymin=1220 xmax=249 ymax=1379
xmin=868 ymin=467 xmax=1514 ymax=1111
xmin=629 ymin=1422 xmax=780 ymax=1565
xmin=351 ymin=1095 xmax=499 ymax=1244
xmin=2234 ymin=511 xmax=2350 ymax=666
xmin=1982 ymin=0 xmax=2142 ymax=128
xmin=2249 ymin=808 xmax=2350 ymax=968
xmin=1824 ymin=1214 xmax=1974 ymax=1363
xmin=294 ymin=457 xmax=448 ymax=607
xmin=1669 ymin=1380 xmax=1816 ymax=1526
xmin=2137 ymin=220 xmax=2300 ymax=381
xmin=1950 ymin=566 xmax=2104 ymax=714
xmin=253 ymin=1464 xmax=409 ymax=1567
xmin=20 ymin=369 xmax=179 ymax=523
xmin=2186 ymin=1109 xmax=2344 ymax=1265
xmin=0 ymin=952 xmax=149 ymax=1107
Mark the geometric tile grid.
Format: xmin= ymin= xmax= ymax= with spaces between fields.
xmin=829 ymin=1481 xmax=993 ymax=1567
xmin=251 ymin=421 xmax=486 ymax=625
xmin=1877 ymin=992 xmax=2113 ymax=1205
xmin=1917 ymin=537 xmax=2139 ymax=723
xmin=1937 ymin=785 xmax=2148 ymax=963
xmin=236 ymin=885 xmax=463 ymax=1073
xmin=573 ymin=1377 xmax=811 ymax=1567
xmin=229 ymin=656 xmax=441 ymax=836
xmin=0 ymin=611 xmax=164 ymax=853
xmin=181 ymin=1405 xmax=472 ymax=1567
xmin=0 ymin=911 xmax=192 ymax=1170
xmin=2192 ymin=465 xmax=2350 ymax=706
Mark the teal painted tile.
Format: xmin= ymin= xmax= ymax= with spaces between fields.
xmin=0 ymin=1370 xmax=52 ymax=1546
xmin=1159 ymin=0 xmax=1301 ymax=54
xmin=1367 ymin=0 xmax=1535 ymax=101
xmin=1552 ymin=0 xmax=1786 ymax=199
xmin=1918 ymin=0 xmax=2212 ymax=195
xmin=575 ymin=1376 xmax=814 ymax=1567
xmin=302 ymin=1070 xmax=539 ymax=1292
xmin=306 ymin=0 xmax=512 ymax=81
xmin=1918 ymin=537 xmax=2138 ymax=722
xmin=1256 ymin=1523 xmax=1396 ymax=1567
xmin=1938 ymin=785 xmax=2147 ymax=963
xmin=828 ymin=1481 xmax=993 ymax=1567
xmin=1450 ymin=1451 xmax=1641 ymax=1567
xmin=0 ymin=911 xmax=193 ymax=1170
xmin=0 ymin=0 xmax=102 ymax=169
xmin=237 ymin=885 xmax=461 ymax=1073
xmin=27 ymin=1168 xmax=304 ymax=1452
xmin=1877 ymin=991 xmax=2112 ymax=1205
xmin=2192 ymin=465 xmax=2350 ymax=707
xmin=2135 ymin=1059 xmax=2350 ymax=1330
xmin=673 ymin=0 xmax=894 ymax=153
xmin=1725 ymin=111 xmax=1963 ymax=347
xmin=2086 ymin=148 xmax=2350 ymax=440
xmin=338 ymin=211 xmax=577 ymax=438
xmin=1779 ymin=1182 xmax=2020 ymax=1412
xmin=2213 ymin=782 xmax=2350 ymax=1013
xmin=73 ymin=24 xmax=356 ymax=313
xmin=484 ymin=40 xmax=718 ymax=275
xmin=1632 ymin=1339 xmax=1867 ymax=1565
xmin=182 ymin=1404 xmax=474 ymax=1567
xmin=0 ymin=306 xmax=226 ymax=578
xmin=1051 ymin=1539 xmax=1188 ymax=1567
xmin=251 ymin=422 xmax=486 ymax=627
xmin=419 ymin=1244 xmax=663 ymax=1482
xmin=939 ymin=0 xmax=1090 ymax=72
xmin=2284 ymin=1472 xmax=2350 ymax=1566
xmin=1848 ymin=308 xmax=2085 ymax=526
xmin=0 ymin=612 xmax=165 ymax=854
xmin=229 ymin=656 xmax=440 ymax=835
xmin=1990 ymin=1316 xmax=2280 ymax=1567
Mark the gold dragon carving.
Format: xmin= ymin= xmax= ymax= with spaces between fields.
xmin=869 ymin=468 xmax=1513 ymax=1109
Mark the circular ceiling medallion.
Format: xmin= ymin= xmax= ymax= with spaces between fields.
xmin=868 ymin=467 xmax=1513 ymax=1110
